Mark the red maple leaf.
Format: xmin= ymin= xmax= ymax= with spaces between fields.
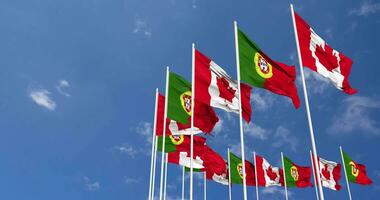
xmin=217 ymin=77 xmax=236 ymax=103
xmin=321 ymin=164 xmax=331 ymax=180
xmin=266 ymin=166 xmax=278 ymax=181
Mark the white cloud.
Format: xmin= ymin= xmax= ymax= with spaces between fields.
xmin=244 ymin=122 xmax=269 ymax=140
xmin=133 ymin=19 xmax=152 ymax=37
xmin=115 ymin=143 xmax=138 ymax=158
xmin=191 ymin=0 xmax=198 ymax=8
xmin=213 ymin=118 xmax=223 ymax=135
xmin=29 ymin=88 xmax=56 ymax=111
xmin=56 ymin=79 xmax=71 ymax=97
xmin=272 ymin=126 xmax=299 ymax=152
xmin=83 ymin=176 xmax=100 ymax=191
xmin=124 ymin=177 xmax=141 ymax=184
xmin=136 ymin=122 xmax=153 ymax=144
xmin=328 ymin=96 xmax=380 ymax=135
xmin=302 ymin=69 xmax=330 ymax=95
xmin=261 ymin=187 xmax=292 ymax=197
xmin=350 ymin=1 xmax=380 ymax=16
xmin=251 ymin=91 xmax=275 ymax=111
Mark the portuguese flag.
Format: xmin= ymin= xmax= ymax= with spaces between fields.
xmin=237 ymin=28 xmax=300 ymax=108
xmin=342 ymin=151 xmax=373 ymax=185
xmin=168 ymin=72 xmax=219 ymax=133
xmin=229 ymin=152 xmax=256 ymax=186
xmin=283 ymin=156 xmax=312 ymax=188
xmin=157 ymin=135 xmax=206 ymax=154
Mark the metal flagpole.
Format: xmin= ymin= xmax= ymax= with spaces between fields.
xmin=281 ymin=152 xmax=289 ymax=200
xmin=148 ymin=89 xmax=159 ymax=200
xmin=340 ymin=146 xmax=353 ymax=200
xmin=233 ymin=20 xmax=248 ymax=200
xmin=253 ymin=151 xmax=259 ymax=200
xmin=290 ymin=4 xmax=325 ymax=200
xmin=159 ymin=67 xmax=170 ymax=200
xmin=163 ymin=154 xmax=168 ymax=200
xmin=310 ymin=151 xmax=320 ymax=200
xmin=204 ymin=172 xmax=207 ymax=200
xmin=190 ymin=43 xmax=195 ymax=200
xmin=182 ymin=166 xmax=185 ymax=200
xmin=228 ymin=148 xmax=232 ymax=200
xmin=151 ymin=135 xmax=159 ymax=200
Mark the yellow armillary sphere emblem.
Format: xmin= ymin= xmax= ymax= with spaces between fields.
xmin=237 ymin=163 xmax=244 ymax=179
xmin=290 ymin=166 xmax=299 ymax=181
xmin=349 ymin=161 xmax=359 ymax=177
xmin=169 ymin=135 xmax=185 ymax=145
xmin=180 ymin=91 xmax=192 ymax=116
xmin=254 ymin=52 xmax=273 ymax=79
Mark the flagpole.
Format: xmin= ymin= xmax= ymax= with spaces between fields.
xmin=280 ymin=152 xmax=289 ymax=200
xmin=310 ymin=150 xmax=319 ymax=200
xmin=253 ymin=151 xmax=259 ymax=200
xmin=228 ymin=148 xmax=232 ymax=200
xmin=182 ymin=166 xmax=185 ymax=200
xmin=290 ymin=4 xmax=325 ymax=200
xmin=152 ymin=135 xmax=158 ymax=200
xmin=204 ymin=172 xmax=207 ymax=200
xmin=340 ymin=146 xmax=353 ymax=200
xmin=159 ymin=67 xmax=170 ymax=200
xmin=234 ymin=20 xmax=248 ymax=200
xmin=163 ymin=154 xmax=168 ymax=200
xmin=148 ymin=89 xmax=159 ymax=200
xmin=190 ymin=43 xmax=196 ymax=200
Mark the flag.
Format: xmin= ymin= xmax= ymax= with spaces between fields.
xmin=195 ymin=49 xmax=252 ymax=122
xmin=237 ymin=28 xmax=301 ymax=108
xmin=318 ymin=157 xmax=342 ymax=190
xmin=202 ymin=146 xmax=229 ymax=185
xmin=155 ymin=93 xmax=202 ymax=136
xmin=256 ymin=154 xmax=284 ymax=186
xmin=229 ymin=152 xmax=256 ymax=186
xmin=294 ymin=12 xmax=357 ymax=94
xmin=186 ymin=146 xmax=229 ymax=185
xmin=157 ymin=135 xmax=206 ymax=154
xmin=283 ymin=155 xmax=312 ymax=188
xmin=342 ymin=151 xmax=372 ymax=185
xmin=168 ymin=151 xmax=205 ymax=169
xmin=167 ymin=72 xmax=219 ymax=133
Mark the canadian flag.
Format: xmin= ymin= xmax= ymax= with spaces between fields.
xmin=318 ymin=157 xmax=342 ymax=190
xmin=294 ymin=12 xmax=357 ymax=94
xmin=256 ymin=155 xmax=284 ymax=187
xmin=195 ymin=49 xmax=252 ymax=122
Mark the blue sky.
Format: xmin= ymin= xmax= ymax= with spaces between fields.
xmin=0 ymin=0 xmax=379 ymax=199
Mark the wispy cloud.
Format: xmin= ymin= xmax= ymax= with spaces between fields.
xmin=136 ymin=122 xmax=153 ymax=144
xmin=213 ymin=118 xmax=223 ymax=135
xmin=133 ymin=19 xmax=152 ymax=37
xmin=244 ymin=122 xmax=269 ymax=140
xmin=328 ymin=96 xmax=380 ymax=135
xmin=251 ymin=90 xmax=275 ymax=111
xmin=349 ymin=1 xmax=380 ymax=16
xmin=191 ymin=0 xmax=198 ymax=9
xmin=83 ymin=176 xmax=100 ymax=191
xmin=29 ymin=88 xmax=56 ymax=111
xmin=56 ymin=79 xmax=71 ymax=97
xmin=272 ymin=126 xmax=299 ymax=152
xmin=124 ymin=177 xmax=141 ymax=184
xmin=114 ymin=143 xmax=138 ymax=158
xmin=261 ymin=187 xmax=292 ymax=197
xmin=302 ymin=69 xmax=330 ymax=95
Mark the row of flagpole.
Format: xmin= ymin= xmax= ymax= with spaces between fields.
xmin=146 ymin=3 xmax=358 ymax=200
